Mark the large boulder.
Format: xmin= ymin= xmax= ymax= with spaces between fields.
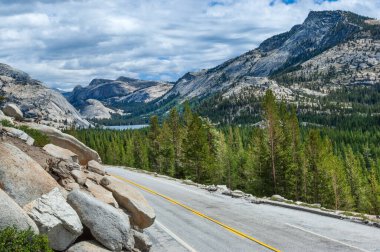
xmin=0 ymin=189 xmax=39 ymax=233
xmin=25 ymin=123 xmax=101 ymax=165
xmin=101 ymin=176 xmax=155 ymax=229
xmin=67 ymin=240 xmax=111 ymax=252
xmin=3 ymin=103 xmax=23 ymax=120
xmin=3 ymin=126 xmax=34 ymax=145
xmin=71 ymin=170 xmax=87 ymax=185
xmin=24 ymin=188 xmax=83 ymax=251
xmin=67 ymin=190 xmax=134 ymax=251
xmin=87 ymin=160 xmax=105 ymax=175
xmin=85 ymin=180 xmax=118 ymax=208
xmin=43 ymin=143 xmax=79 ymax=163
xmin=0 ymin=142 xmax=61 ymax=206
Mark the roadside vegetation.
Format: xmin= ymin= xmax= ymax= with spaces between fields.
xmin=67 ymin=90 xmax=380 ymax=215
xmin=0 ymin=227 xmax=52 ymax=252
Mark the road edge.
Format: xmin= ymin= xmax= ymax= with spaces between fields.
xmin=106 ymin=165 xmax=380 ymax=229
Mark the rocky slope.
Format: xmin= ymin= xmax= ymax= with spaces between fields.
xmin=66 ymin=77 xmax=173 ymax=119
xmin=0 ymin=63 xmax=89 ymax=128
xmin=0 ymin=108 xmax=155 ymax=251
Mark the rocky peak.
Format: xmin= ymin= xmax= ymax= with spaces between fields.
xmin=88 ymin=78 xmax=114 ymax=86
xmin=116 ymin=76 xmax=139 ymax=82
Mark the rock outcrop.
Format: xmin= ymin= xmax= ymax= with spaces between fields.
xmin=43 ymin=144 xmax=79 ymax=163
xmin=2 ymin=103 xmax=23 ymax=120
xmin=0 ymin=189 xmax=39 ymax=234
xmin=24 ymin=188 xmax=83 ymax=251
xmin=26 ymin=123 xmax=101 ymax=165
xmin=0 ymin=63 xmax=89 ymax=128
xmin=0 ymin=142 xmax=60 ymax=206
xmin=101 ymin=176 xmax=155 ymax=229
xmin=0 ymin=116 xmax=154 ymax=252
xmin=67 ymin=190 xmax=134 ymax=251
xmin=79 ymin=99 xmax=118 ymax=120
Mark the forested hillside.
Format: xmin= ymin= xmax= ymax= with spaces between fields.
xmin=67 ymin=90 xmax=380 ymax=215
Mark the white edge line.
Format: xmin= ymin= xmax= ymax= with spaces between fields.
xmin=285 ymin=223 xmax=370 ymax=252
xmin=155 ymin=220 xmax=198 ymax=252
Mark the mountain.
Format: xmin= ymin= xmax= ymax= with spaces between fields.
xmin=66 ymin=77 xmax=173 ymax=119
xmin=0 ymin=63 xmax=89 ymax=128
xmin=153 ymin=10 xmax=380 ymax=126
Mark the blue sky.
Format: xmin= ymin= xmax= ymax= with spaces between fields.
xmin=0 ymin=0 xmax=379 ymax=90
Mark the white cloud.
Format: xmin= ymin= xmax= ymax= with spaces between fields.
xmin=0 ymin=0 xmax=379 ymax=89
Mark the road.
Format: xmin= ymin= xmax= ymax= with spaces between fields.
xmin=106 ymin=166 xmax=380 ymax=252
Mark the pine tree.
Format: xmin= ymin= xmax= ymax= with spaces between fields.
xmin=262 ymin=90 xmax=284 ymax=194
xmin=167 ymin=108 xmax=183 ymax=177
xmin=148 ymin=116 xmax=161 ymax=172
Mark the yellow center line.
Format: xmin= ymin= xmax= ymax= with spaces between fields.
xmin=111 ymin=173 xmax=281 ymax=252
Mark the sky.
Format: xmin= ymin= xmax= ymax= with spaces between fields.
xmin=0 ymin=0 xmax=379 ymax=90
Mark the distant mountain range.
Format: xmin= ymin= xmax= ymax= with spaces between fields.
xmin=65 ymin=77 xmax=173 ymax=119
xmin=1 ymin=10 xmax=379 ymax=127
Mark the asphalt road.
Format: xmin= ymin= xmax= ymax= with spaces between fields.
xmin=106 ymin=166 xmax=380 ymax=252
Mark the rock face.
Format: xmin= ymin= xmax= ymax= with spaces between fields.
xmin=67 ymin=190 xmax=134 ymax=251
xmin=2 ymin=103 xmax=23 ymax=120
xmin=24 ymin=188 xmax=83 ymax=251
xmin=3 ymin=126 xmax=34 ymax=145
xmin=0 ymin=63 xmax=89 ymax=128
xmin=26 ymin=123 xmax=101 ymax=165
xmin=67 ymin=240 xmax=111 ymax=252
xmin=0 ymin=142 xmax=60 ymax=206
xmin=87 ymin=160 xmax=105 ymax=175
xmin=101 ymin=176 xmax=155 ymax=229
xmin=43 ymin=143 xmax=79 ymax=163
xmin=0 ymin=189 xmax=39 ymax=234
xmin=80 ymin=99 xmax=119 ymax=120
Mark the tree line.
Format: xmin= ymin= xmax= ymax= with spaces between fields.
xmin=67 ymin=90 xmax=380 ymax=214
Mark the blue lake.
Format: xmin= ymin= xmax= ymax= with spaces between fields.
xmin=103 ymin=124 xmax=149 ymax=130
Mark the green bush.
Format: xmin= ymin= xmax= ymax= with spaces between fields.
xmin=18 ymin=126 xmax=50 ymax=147
xmin=0 ymin=119 xmax=13 ymax=127
xmin=0 ymin=227 xmax=52 ymax=252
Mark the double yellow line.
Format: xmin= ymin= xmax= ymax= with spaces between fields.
xmin=111 ymin=174 xmax=281 ymax=252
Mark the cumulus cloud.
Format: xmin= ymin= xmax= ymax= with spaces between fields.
xmin=0 ymin=0 xmax=379 ymax=90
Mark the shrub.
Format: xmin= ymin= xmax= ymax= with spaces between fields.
xmin=0 ymin=119 xmax=13 ymax=127
xmin=0 ymin=227 xmax=52 ymax=252
xmin=18 ymin=126 xmax=50 ymax=147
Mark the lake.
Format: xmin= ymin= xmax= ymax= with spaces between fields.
xmin=103 ymin=124 xmax=149 ymax=130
